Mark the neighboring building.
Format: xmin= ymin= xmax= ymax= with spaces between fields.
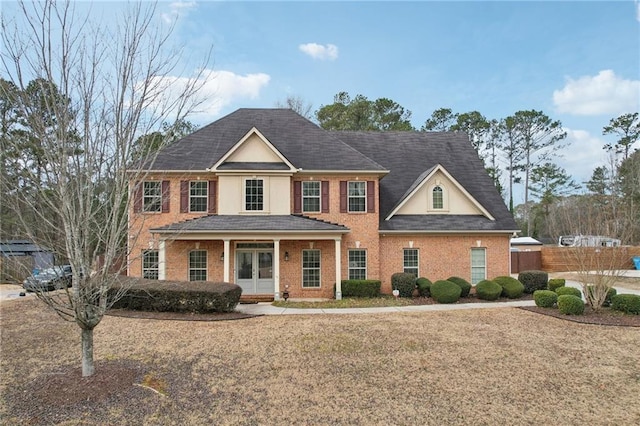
xmin=0 ymin=240 xmax=54 ymax=283
xmin=511 ymin=236 xmax=543 ymax=252
xmin=128 ymin=109 xmax=518 ymax=299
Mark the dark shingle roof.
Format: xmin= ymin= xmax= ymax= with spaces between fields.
xmin=378 ymin=215 xmax=511 ymax=232
xmin=149 ymin=109 xmax=386 ymax=172
xmin=151 ymin=215 xmax=349 ymax=233
xmin=330 ymin=131 xmax=518 ymax=232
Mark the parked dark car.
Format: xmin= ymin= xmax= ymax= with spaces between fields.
xmin=23 ymin=265 xmax=73 ymax=292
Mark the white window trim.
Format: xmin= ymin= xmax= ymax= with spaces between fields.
xmin=403 ymin=248 xmax=419 ymax=277
xmin=428 ymin=183 xmax=449 ymax=212
xmin=142 ymin=250 xmax=159 ymax=280
xmin=302 ymin=181 xmax=321 ymax=213
xmin=243 ymin=177 xmax=265 ymax=212
xmin=348 ymin=181 xmax=367 ymax=213
xmin=189 ymin=180 xmax=208 ymax=213
xmin=470 ymin=247 xmax=486 ymax=285
xmin=143 ymin=181 xmax=162 ymax=213
xmin=189 ymin=250 xmax=208 ymax=281
xmin=302 ymin=249 xmax=321 ymax=288
xmin=348 ymin=249 xmax=367 ymax=280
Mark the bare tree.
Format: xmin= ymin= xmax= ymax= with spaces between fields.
xmin=1 ymin=0 xmax=209 ymax=376
xmin=275 ymin=95 xmax=313 ymax=120
xmin=547 ymin=195 xmax=637 ymax=310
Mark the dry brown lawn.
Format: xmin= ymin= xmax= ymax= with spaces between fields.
xmin=1 ymin=298 xmax=639 ymax=425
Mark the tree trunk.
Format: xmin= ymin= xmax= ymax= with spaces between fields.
xmin=82 ymin=328 xmax=95 ymax=377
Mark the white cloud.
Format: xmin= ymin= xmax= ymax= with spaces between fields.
xmin=161 ymin=1 xmax=197 ymax=24
xmin=552 ymin=70 xmax=640 ymax=116
xmin=556 ymin=127 xmax=609 ymax=187
xmin=298 ymin=43 xmax=339 ymax=61
xmin=145 ymin=69 xmax=270 ymax=122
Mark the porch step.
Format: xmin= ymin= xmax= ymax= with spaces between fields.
xmin=240 ymin=294 xmax=274 ymax=303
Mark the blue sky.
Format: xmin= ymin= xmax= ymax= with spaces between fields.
xmin=4 ymin=1 xmax=640 ymax=204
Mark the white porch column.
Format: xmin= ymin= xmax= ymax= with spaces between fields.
xmin=335 ymin=238 xmax=342 ymax=300
xmin=158 ymin=240 xmax=166 ymax=280
xmin=223 ymin=239 xmax=230 ymax=282
xmin=273 ymin=239 xmax=281 ymax=300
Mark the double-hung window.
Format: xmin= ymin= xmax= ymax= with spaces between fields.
xmin=348 ymin=249 xmax=367 ymax=280
xmin=302 ymin=181 xmax=321 ymax=213
xmin=302 ymin=249 xmax=321 ymax=288
xmin=189 ymin=250 xmax=207 ymax=281
xmin=348 ymin=181 xmax=366 ymax=212
xmin=142 ymin=250 xmax=159 ymax=280
xmin=403 ymin=249 xmax=419 ymax=277
xmin=245 ymin=179 xmax=263 ymax=211
xmin=470 ymin=248 xmax=486 ymax=285
xmin=143 ymin=182 xmax=162 ymax=212
xmin=190 ymin=181 xmax=208 ymax=212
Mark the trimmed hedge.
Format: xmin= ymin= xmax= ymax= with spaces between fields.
xmin=493 ymin=276 xmax=525 ymax=299
xmin=416 ymin=277 xmax=432 ymax=298
xmin=475 ymin=279 xmax=502 ymax=301
xmin=555 ymin=286 xmax=582 ymax=298
xmin=518 ymin=270 xmax=549 ymax=294
xmin=547 ymin=278 xmax=566 ymax=291
xmin=611 ymin=294 xmax=640 ymax=315
xmin=109 ymin=278 xmax=242 ymax=313
xmin=534 ymin=290 xmax=558 ymax=308
xmin=340 ymin=280 xmax=382 ymax=298
xmin=446 ymin=276 xmax=472 ymax=298
xmin=586 ymin=285 xmax=617 ymax=307
xmin=391 ymin=273 xmax=417 ymax=298
xmin=557 ymin=295 xmax=585 ymax=315
xmin=430 ymin=280 xmax=461 ymax=304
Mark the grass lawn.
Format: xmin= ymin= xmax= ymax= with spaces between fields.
xmin=2 ymin=297 xmax=640 ymax=425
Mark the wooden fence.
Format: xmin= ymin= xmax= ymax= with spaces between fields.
xmin=541 ymin=246 xmax=640 ymax=272
xmin=511 ymin=251 xmax=542 ymax=273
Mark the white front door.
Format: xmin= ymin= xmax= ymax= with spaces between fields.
xmin=236 ymin=250 xmax=273 ymax=294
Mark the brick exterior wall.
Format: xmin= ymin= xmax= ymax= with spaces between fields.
xmin=378 ymin=234 xmax=511 ymax=293
xmin=129 ymin=173 xmax=511 ymax=299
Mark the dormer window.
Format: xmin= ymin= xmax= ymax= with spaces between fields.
xmin=432 ymin=186 xmax=444 ymax=209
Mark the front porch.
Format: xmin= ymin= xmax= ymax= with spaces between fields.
xmin=150 ymin=215 xmax=350 ymax=300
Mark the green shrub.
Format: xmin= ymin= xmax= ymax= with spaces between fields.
xmin=518 ymin=270 xmax=549 ymax=294
xmin=391 ymin=272 xmax=417 ymax=298
xmin=493 ymin=276 xmax=525 ymax=299
xmin=557 ymin=295 xmax=585 ymax=315
xmin=611 ymin=294 xmax=640 ymax=315
xmin=533 ymin=290 xmax=558 ymax=308
xmin=586 ymin=285 xmax=617 ymax=307
xmin=339 ymin=280 xmax=382 ymax=298
xmin=416 ymin=277 xmax=432 ymax=297
xmin=547 ymin=278 xmax=565 ymax=291
xmin=109 ymin=277 xmax=242 ymax=313
xmin=555 ymin=286 xmax=582 ymax=298
xmin=446 ymin=276 xmax=472 ymax=298
xmin=475 ymin=280 xmax=502 ymax=301
xmin=430 ymin=280 xmax=461 ymax=304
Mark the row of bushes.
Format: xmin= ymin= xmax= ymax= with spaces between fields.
xmin=533 ymin=277 xmax=640 ymax=315
xmin=109 ymin=278 xmax=242 ymax=313
xmin=389 ymin=273 xmax=525 ymax=304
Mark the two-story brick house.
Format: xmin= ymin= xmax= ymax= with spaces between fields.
xmin=128 ymin=108 xmax=518 ymax=300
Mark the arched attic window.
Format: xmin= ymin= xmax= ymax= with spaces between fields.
xmin=432 ymin=186 xmax=444 ymax=209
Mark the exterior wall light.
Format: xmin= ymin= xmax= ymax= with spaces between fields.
xmin=284 ymin=251 xmax=289 ymax=261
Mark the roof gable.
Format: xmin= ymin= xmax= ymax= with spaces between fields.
xmin=210 ymin=127 xmax=296 ymax=172
xmin=386 ymin=164 xmax=494 ymax=220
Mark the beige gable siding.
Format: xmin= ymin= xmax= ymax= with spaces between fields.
xmin=218 ymin=175 xmax=291 ymax=215
xmin=396 ymin=170 xmax=482 ymax=215
xmin=226 ymin=133 xmax=282 ymax=163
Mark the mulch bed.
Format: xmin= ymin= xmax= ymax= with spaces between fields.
xmin=106 ymin=309 xmax=259 ymax=321
xmin=520 ymin=306 xmax=640 ymax=327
